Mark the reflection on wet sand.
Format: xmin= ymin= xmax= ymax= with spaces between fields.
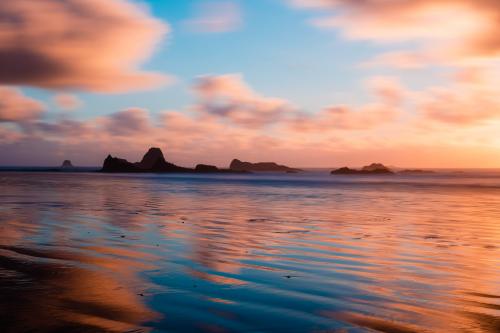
xmin=0 ymin=210 xmax=159 ymax=333
xmin=0 ymin=172 xmax=499 ymax=332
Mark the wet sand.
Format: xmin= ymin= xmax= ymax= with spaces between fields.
xmin=0 ymin=171 xmax=499 ymax=332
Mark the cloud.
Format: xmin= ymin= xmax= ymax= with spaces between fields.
xmin=0 ymin=0 xmax=171 ymax=92
xmin=3 ymin=73 xmax=499 ymax=168
xmin=288 ymin=104 xmax=399 ymax=132
xmin=184 ymin=1 xmax=242 ymax=33
xmin=290 ymin=0 xmax=500 ymax=66
xmin=1 ymin=89 xmax=499 ymax=168
xmin=103 ymin=108 xmax=153 ymax=136
xmin=366 ymin=77 xmax=406 ymax=106
xmin=286 ymin=77 xmax=403 ymax=132
xmin=53 ymin=94 xmax=83 ymax=111
xmin=0 ymin=87 xmax=45 ymax=122
xmin=33 ymin=119 xmax=93 ymax=139
xmin=418 ymin=69 xmax=500 ymax=125
xmin=193 ymin=74 xmax=294 ymax=127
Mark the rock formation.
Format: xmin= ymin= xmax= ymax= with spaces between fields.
xmin=330 ymin=167 xmax=361 ymax=175
xmin=134 ymin=147 xmax=190 ymax=172
xmin=102 ymin=148 xmax=191 ymax=173
xmin=102 ymin=155 xmax=140 ymax=173
xmin=195 ymin=164 xmax=220 ymax=172
xmin=229 ymin=159 xmax=302 ymax=173
xmin=331 ymin=163 xmax=394 ymax=175
xmin=101 ymin=148 xmax=243 ymax=174
xmin=60 ymin=160 xmax=74 ymax=168
xmin=361 ymin=163 xmax=391 ymax=173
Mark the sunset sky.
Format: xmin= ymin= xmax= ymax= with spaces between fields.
xmin=1 ymin=0 xmax=500 ymax=168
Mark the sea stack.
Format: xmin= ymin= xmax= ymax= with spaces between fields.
xmin=133 ymin=147 xmax=187 ymax=172
xmin=60 ymin=160 xmax=74 ymax=168
xmin=229 ymin=159 xmax=301 ymax=173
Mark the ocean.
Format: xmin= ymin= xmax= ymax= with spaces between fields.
xmin=0 ymin=170 xmax=499 ymax=332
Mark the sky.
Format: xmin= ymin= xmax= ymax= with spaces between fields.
xmin=1 ymin=0 xmax=500 ymax=168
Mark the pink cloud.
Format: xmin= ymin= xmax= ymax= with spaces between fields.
xmin=0 ymin=0 xmax=171 ymax=92
xmin=53 ymin=94 xmax=83 ymax=111
xmin=289 ymin=104 xmax=399 ymax=132
xmin=286 ymin=77 xmax=403 ymax=132
xmin=2 ymin=72 xmax=499 ymax=168
xmin=0 ymin=87 xmax=45 ymax=122
xmin=193 ymin=74 xmax=294 ymax=128
xmin=184 ymin=1 xmax=242 ymax=33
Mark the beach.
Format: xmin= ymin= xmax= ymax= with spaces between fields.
xmin=0 ymin=171 xmax=499 ymax=332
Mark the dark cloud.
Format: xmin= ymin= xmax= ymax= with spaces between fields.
xmin=0 ymin=0 xmax=170 ymax=92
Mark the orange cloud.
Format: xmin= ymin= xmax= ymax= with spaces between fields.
xmin=418 ymin=69 xmax=500 ymax=125
xmin=291 ymin=0 xmax=500 ymax=66
xmin=0 ymin=0 xmax=170 ymax=92
xmin=0 ymin=87 xmax=45 ymax=122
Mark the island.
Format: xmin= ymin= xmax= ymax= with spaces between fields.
xmin=61 ymin=160 xmax=74 ymax=168
xmin=229 ymin=159 xmax=302 ymax=173
xmin=59 ymin=160 xmax=77 ymax=171
xmin=101 ymin=147 xmax=244 ymax=174
xmin=331 ymin=163 xmax=394 ymax=175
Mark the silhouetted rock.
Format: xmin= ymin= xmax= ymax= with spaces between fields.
xmin=101 ymin=148 xmax=245 ymax=174
xmin=134 ymin=147 xmax=190 ymax=172
xmin=361 ymin=163 xmax=393 ymax=174
xmin=60 ymin=160 xmax=73 ymax=168
xmin=102 ymin=148 xmax=191 ymax=173
xmin=330 ymin=167 xmax=360 ymax=175
xmin=136 ymin=147 xmax=165 ymax=169
xmin=230 ymin=159 xmax=302 ymax=172
xmin=195 ymin=164 xmax=219 ymax=172
xmin=331 ymin=163 xmax=394 ymax=175
xmin=102 ymin=155 xmax=140 ymax=172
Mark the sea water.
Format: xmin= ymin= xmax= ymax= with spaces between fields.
xmin=0 ymin=171 xmax=499 ymax=332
